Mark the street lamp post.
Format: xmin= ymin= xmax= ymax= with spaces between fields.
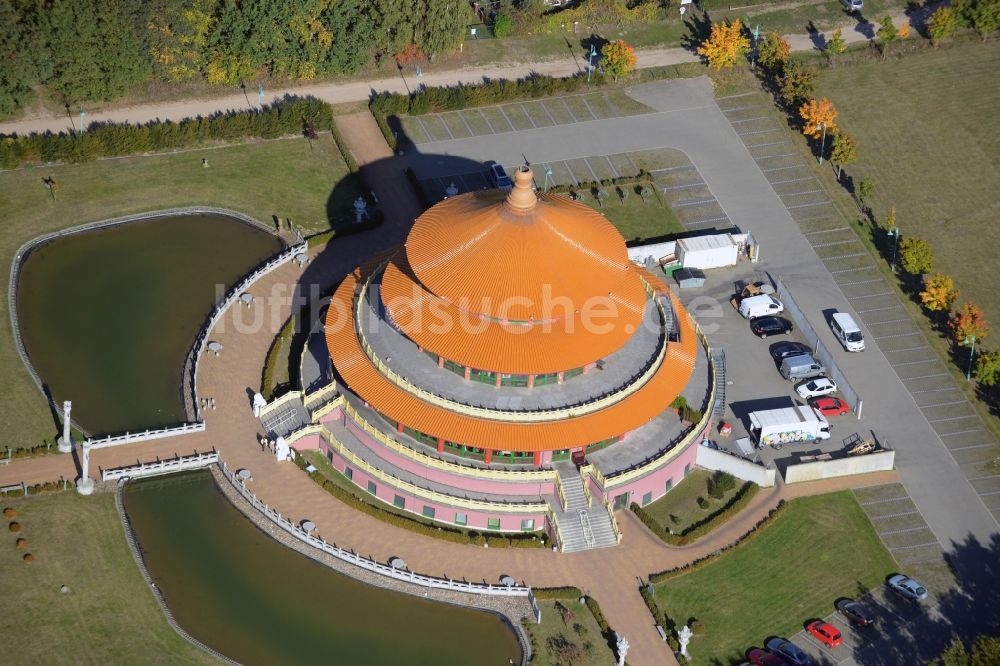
xmin=887 ymin=225 xmax=900 ymax=272
xmin=751 ymin=23 xmax=761 ymax=68
xmin=818 ymin=121 xmax=828 ymax=166
xmin=963 ymin=335 xmax=977 ymax=381
xmin=544 ymin=164 xmax=553 ymax=192
xmin=258 ymin=85 xmax=264 ymax=112
xmin=78 ymin=106 xmax=85 ymax=137
xmin=587 ymin=44 xmax=597 ymax=84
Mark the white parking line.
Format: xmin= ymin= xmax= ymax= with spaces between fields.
xmin=885 ymin=344 xmax=929 ymax=353
xmin=730 ymin=114 xmax=770 ymax=122
xmin=804 ymin=226 xmax=849 ymax=235
xmin=674 ymin=197 xmax=718 ymax=207
xmin=891 ymin=541 xmax=941 ymax=550
xmin=856 ymin=304 xmax=904 ymax=314
xmin=872 ymin=330 xmax=922 ymax=339
xmin=849 ymin=291 xmax=895 ymax=299
xmin=762 ymin=164 xmax=801 ymax=173
xmin=871 ymin=510 xmax=919 ymax=519
xmin=861 ymin=496 xmax=911 ymax=505
xmin=903 ymin=372 xmax=949 ymax=380
xmin=788 ymin=200 xmax=833 ymax=209
xmin=755 ymin=152 xmax=797 ymax=159
xmin=660 ymin=181 xmax=705 ymax=192
xmin=880 ymin=525 xmax=932 ymax=536
xmin=812 ymin=239 xmax=858 ymax=248
xmin=839 ymin=278 xmax=884 ymax=286
xmin=928 ymin=414 xmax=978 ymax=423
xmin=922 ymin=399 xmax=969 ymax=408
xmin=950 ymin=443 xmax=995 ymax=452
xmin=824 ymin=252 xmax=870 ymax=261
xmin=938 ymin=427 xmax=986 ymax=437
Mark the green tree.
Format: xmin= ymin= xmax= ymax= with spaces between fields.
xmin=369 ymin=0 xmax=471 ymax=61
xmin=203 ymin=0 xmax=258 ymax=85
xmin=601 ymin=40 xmax=638 ymax=81
xmin=826 ymin=27 xmax=847 ymax=64
xmin=830 ymin=133 xmax=857 ymax=180
xmin=322 ymin=0 xmax=375 ymax=75
xmin=899 ymin=237 xmax=934 ymax=275
xmin=976 ymin=349 xmax=1000 ymax=386
xmin=929 ymin=7 xmax=961 ymax=45
xmin=42 ymin=0 xmax=152 ymax=103
xmin=971 ymin=0 xmax=1000 ymax=40
xmin=858 ymin=177 xmax=874 ymax=207
xmin=779 ymin=60 xmax=818 ymax=106
xmin=756 ymin=31 xmax=791 ymax=75
xmin=0 ymin=0 xmax=43 ymax=115
xmin=876 ymin=16 xmax=899 ymax=59
xmin=492 ymin=13 xmax=514 ymax=38
xmin=147 ymin=0 xmax=215 ymax=82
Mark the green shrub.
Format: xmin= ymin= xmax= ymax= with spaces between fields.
xmin=696 ymin=496 xmax=709 ymax=509
xmin=9 ymin=521 xmax=21 ymax=533
xmin=707 ymin=471 xmax=736 ymax=499
xmin=534 ymin=586 xmax=584 ymax=600
xmin=492 ymin=13 xmax=514 ymax=38
xmin=261 ymin=313 xmax=297 ymax=400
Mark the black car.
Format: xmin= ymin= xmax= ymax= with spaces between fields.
xmin=769 ymin=341 xmax=813 ymax=360
xmin=751 ymin=316 xmax=793 ymax=338
xmin=836 ymin=598 xmax=877 ymax=627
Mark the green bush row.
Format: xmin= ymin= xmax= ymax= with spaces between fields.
xmin=631 ymin=482 xmax=761 ymax=546
xmin=546 ymin=170 xmax=653 ymax=196
xmin=0 ymin=96 xmax=334 ymax=169
xmin=292 ymin=452 xmax=547 ymax=548
xmin=328 ymin=118 xmax=358 ymax=173
xmin=533 ymin=586 xmax=584 ymax=600
xmin=261 ymin=313 xmax=298 ymax=401
xmin=649 ymin=500 xmax=787 ymax=584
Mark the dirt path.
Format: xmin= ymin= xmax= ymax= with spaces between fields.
xmin=0 ymin=11 xmax=918 ymax=137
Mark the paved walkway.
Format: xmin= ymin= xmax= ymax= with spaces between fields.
xmin=0 ymin=10 xmax=920 ymax=137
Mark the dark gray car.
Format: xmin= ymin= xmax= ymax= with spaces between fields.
xmin=765 ymin=637 xmax=814 ymax=666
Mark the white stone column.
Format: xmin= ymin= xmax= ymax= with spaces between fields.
xmin=57 ymin=400 xmax=74 ymax=453
xmin=76 ymin=441 xmax=94 ymax=495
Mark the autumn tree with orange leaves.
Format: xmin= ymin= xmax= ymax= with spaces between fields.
xmin=949 ymin=302 xmax=990 ymax=345
xmin=697 ymin=19 xmax=751 ymax=70
xmin=799 ymin=98 xmax=839 ymax=138
xmin=920 ymin=274 xmax=959 ymax=313
xmin=602 ymin=40 xmax=637 ymax=81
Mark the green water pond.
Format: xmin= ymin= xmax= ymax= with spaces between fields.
xmin=124 ymin=470 xmax=521 ymax=665
xmin=16 ymin=213 xmax=282 ymax=434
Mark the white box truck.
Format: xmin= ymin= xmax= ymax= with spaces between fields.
xmin=748 ymin=405 xmax=831 ymax=449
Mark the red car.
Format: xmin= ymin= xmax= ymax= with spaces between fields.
xmin=807 ymin=620 xmax=844 ymax=648
xmin=810 ymin=396 xmax=850 ymax=416
xmin=745 ymin=648 xmax=785 ymax=666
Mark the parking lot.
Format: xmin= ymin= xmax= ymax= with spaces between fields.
xmin=678 ymin=265 xmax=866 ymax=472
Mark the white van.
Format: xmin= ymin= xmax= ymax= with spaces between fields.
xmin=739 ymin=294 xmax=784 ymax=320
xmin=831 ymin=312 xmax=865 ymax=352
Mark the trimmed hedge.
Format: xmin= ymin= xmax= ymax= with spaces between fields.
xmin=649 ymin=500 xmax=787 ymax=584
xmin=293 ymin=451 xmax=547 ymax=548
xmin=632 ymin=482 xmax=761 ymax=546
xmin=0 ymin=96 xmax=334 ymax=169
xmin=533 ymin=586 xmax=584 ymax=600
xmin=261 ymin=313 xmax=297 ymax=401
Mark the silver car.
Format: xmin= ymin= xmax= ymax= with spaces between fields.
xmin=765 ymin=637 xmax=814 ymax=665
xmin=888 ymin=574 xmax=928 ymax=602
xmin=840 ymin=0 xmax=863 ymax=11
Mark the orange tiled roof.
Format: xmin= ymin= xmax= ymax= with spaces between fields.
xmin=405 ymin=171 xmax=645 ymax=323
xmin=325 ymin=264 xmax=698 ymax=453
xmin=379 ymin=250 xmax=647 ymax=375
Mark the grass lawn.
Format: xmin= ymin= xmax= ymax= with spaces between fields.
xmin=653 ymin=492 xmax=896 ymax=665
xmin=525 ymin=599 xmax=615 ymax=666
xmin=641 ymin=468 xmax=744 ymax=534
xmin=817 ymin=40 xmax=1000 ymax=324
xmin=0 ymin=135 xmax=358 ymax=449
xmin=0 ymin=491 xmax=213 ymax=664
xmin=579 ymin=189 xmax=684 ymax=244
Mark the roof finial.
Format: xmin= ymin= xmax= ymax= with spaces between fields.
xmin=506 ymin=166 xmax=537 ymax=211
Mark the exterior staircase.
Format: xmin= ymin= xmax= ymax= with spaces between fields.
xmin=711 ymin=347 xmax=727 ymax=420
xmin=550 ymin=462 xmax=619 ymax=553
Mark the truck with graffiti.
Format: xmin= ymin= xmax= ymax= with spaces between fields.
xmin=748 ymin=405 xmax=832 ymax=450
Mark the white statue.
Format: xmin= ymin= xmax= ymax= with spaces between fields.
xmin=76 ymin=442 xmax=94 ymax=495
xmin=252 ymin=392 xmax=267 ymax=418
xmin=678 ymin=625 xmax=693 ymax=657
xmin=274 ymin=436 xmax=290 ymax=462
xmin=615 ymin=633 xmax=629 ymax=666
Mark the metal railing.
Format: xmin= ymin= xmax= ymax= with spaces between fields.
xmin=85 ymin=422 xmax=205 ymax=449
